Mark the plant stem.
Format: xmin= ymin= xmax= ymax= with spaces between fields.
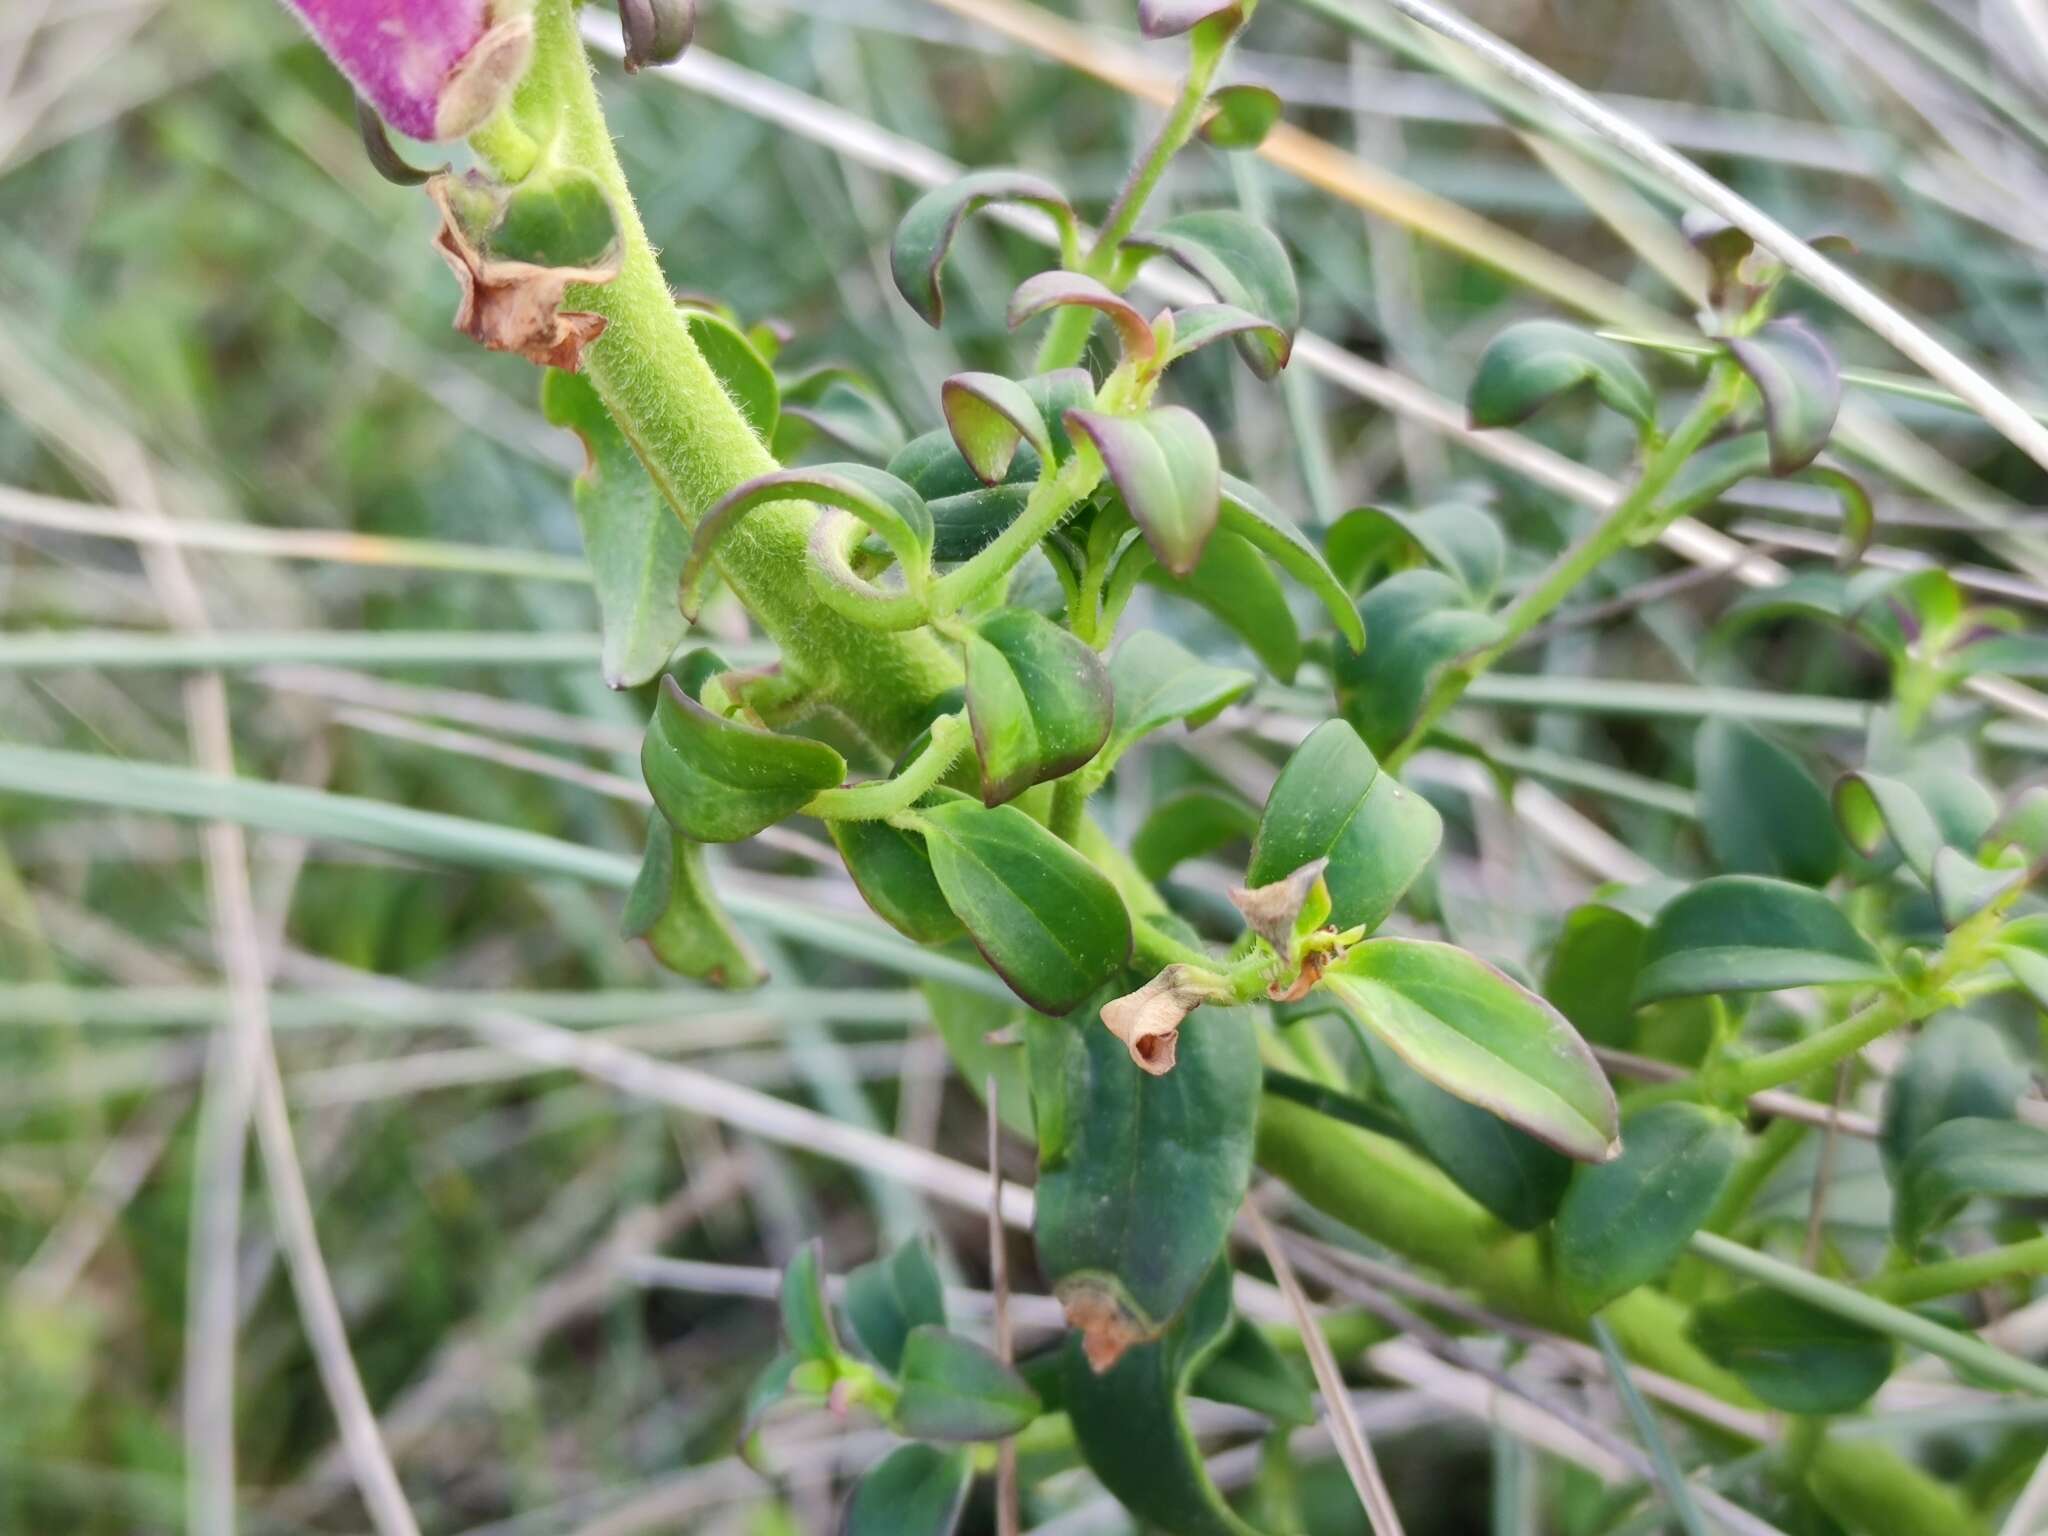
xmin=1382 ymin=373 xmax=1738 ymax=772
xmin=1049 ymin=776 xmax=1088 ymax=845
xmin=805 ymin=714 xmax=970 ymax=821
xmin=1864 ymin=1235 xmax=2048 ymax=1306
xmin=928 ymin=452 xmax=1100 ymax=615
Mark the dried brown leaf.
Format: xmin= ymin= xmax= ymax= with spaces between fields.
xmin=1228 ymin=856 xmax=1329 ymax=954
xmin=428 ymin=175 xmax=619 ymax=371
xmin=1099 ymin=963 xmax=1222 ymax=1076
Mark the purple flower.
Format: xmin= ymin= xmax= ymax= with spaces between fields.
xmin=279 ymin=0 xmax=531 ymax=141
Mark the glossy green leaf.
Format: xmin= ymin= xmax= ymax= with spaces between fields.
xmin=1880 ymin=1016 xmax=2027 ymax=1178
xmin=843 ymin=1238 xmax=948 ymax=1375
xmin=1189 ymin=1314 xmax=1314 ymax=1426
xmin=917 ymin=799 xmax=1132 ymax=1013
xmin=1632 ymin=875 xmax=1888 ymax=1003
xmin=1062 ymin=1262 xmax=1261 ymax=1536
xmin=1357 ymin=1031 xmax=1571 ymax=1231
xmin=1691 ymin=1290 xmax=1893 ymax=1414
xmin=960 ymin=607 xmax=1113 ymax=806
xmin=776 ymin=376 xmax=907 ymax=463
xmin=1555 ymin=1103 xmax=1741 ymax=1314
xmin=888 ymin=428 xmax=1037 ymax=562
xmin=1247 ymin=720 xmax=1441 ymax=938
xmin=1123 ymin=210 xmax=1298 ymax=380
xmin=1009 ymin=270 xmax=1157 ymax=361
xmin=1100 ymin=630 xmax=1254 ymax=772
xmin=1894 ymin=1117 xmax=2048 ymax=1246
xmin=844 ymin=1444 xmax=972 ymax=1536
xmin=890 ymin=169 xmax=1074 ymax=327
xmin=1200 ymin=83 xmax=1283 ymax=148
xmin=780 ymin=1238 xmax=838 ymax=1364
xmin=1695 ymin=719 xmax=1841 ymax=886
xmin=684 ymin=465 xmax=933 ymax=622
xmin=641 ymin=677 xmax=845 ymax=843
xmin=1134 ymin=788 xmax=1261 ymax=882
xmin=1466 ymin=320 xmax=1657 ymax=432
xmin=620 ymin=816 xmax=763 ymax=987
xmin=1217 ymin=475 xmax=1363 ymax=651
xmin=680 ymin=307 xmax=778 ymax=442
xmin=1030 ymin=989 xmax=1258 ymax=1363
xmin=1152 ymin=528 xmax=1302 ymax=680
xmin=1069 ymin=407 xmax=1220 ymax=577
xmin=1161 ymin=302 xmax=1290 ymax=377
xmin=890 ymin=1327 xmax=1040 ymax=1442
xmin=485 ymin=167 xmax=619 ymax=267
xmin=540 ymin=370 xmax=687 ymax=689
xmin=940 ymin=371 xmax=1052 ymax=486
xmin=1326 ymin=499 xmax=1505 ymax=604
xmin=666 ymin=645 xmax=731 ymax=704
xmin=1542 ymin=900 xmax=1653 ymax=1049
xmin=1323 ymin=937 xmax=1621 ymax=1161
xmin=830 ymin=817 xmax=962 ymax=944
xmin=1728 ymin=317 xmax=1841 ymax=474
xmin=1334 ymin=569 xmax=1503 ymax=757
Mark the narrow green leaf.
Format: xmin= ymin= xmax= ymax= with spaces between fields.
xmin=1199 ymin=83 xmax=1283 ymax=149
xmin=918 ymin=799 xmax=1132 ymax=1013
xmin=892 ymin=1326 xmax=1041 ymax=1442
xmin=780 ymin=1239 xmax=838 ymax=1364
xmin=1246 ymin=719 xmax=1441 ymax=938
xmin=1633 ymin=875 xmax=1888 ymax=1003
xmin=1101 ymin=630 xmax=1255 ymax=771
xmin=1190 ymin=1314 xmax=1314 ymax=1425
xmin=640 ymin=678 xmax=846 ymax=843
xmin=830 ymin=817 xmax=963 ymax=944
xmin=1333 ymin=569 xmax=1502 ymax=757
xmin=941 ymin=371 xmax=1052 ymax=486
xmin=1728 ymin=317 xmax=1842 ymax=474
xmin=1894 ymin=1117 xmax=2048 ymax=1246
xmin=1069 ymin=407 xmax=1221 ymax=577
xmin=540 ymin=369 xmax=687 ymax=689
xmin=1694 ymin=719 xmax=1841 ymax=886
xmin=680 ymin=307 xmax=779 ymax=442
xmin=1555 ymin=1103 xmax=1742 ymax=1314
xmin=960 ymin=607 xmax=1114 ymax=805
xmin=1323 ymin=937 xmax=1621 ymax=1162
xmin=620 ymin=816 xmax=764 ymax=987
xmin=890 ymin=169 xmax=1074 ymax=327
xmin=1123 ymin=210 xmax=1298 ymax=380
xmin=1134 ymin=788 xmax=1261 ymax=883
xmin=843 ymin=1238 xmax=949 ymax=1375
xmin=1880 ymin=1016 xmax=2028 ymax=1178
xmin=1217 ymin=475 xmax=1363 ymax=651
xmin=1690 ymin=1289 xmax=1894 ymax=1414
xmin=1466 ymin=319 xmax=1657 ymax=432
xmin=844 ymin=1444 xmax=973 ymax=1536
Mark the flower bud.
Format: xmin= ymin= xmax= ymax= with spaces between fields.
xmin=279 ymin=0 xmax=533 ymax=141
xmin=618 ymin=0 xmax=696 ymax=73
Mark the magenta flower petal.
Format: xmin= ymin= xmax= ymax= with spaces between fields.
xmin=280 ymin=0 xmax=502 ymax=141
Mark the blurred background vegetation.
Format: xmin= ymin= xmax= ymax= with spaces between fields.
xmin=4 ymin=0 xmax=2047 ymax=1531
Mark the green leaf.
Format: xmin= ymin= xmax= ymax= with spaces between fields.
xmin=1542 ymin=899 xmax=1653 ymax=1049
xmin=1466 ymin=320 xmax=1657 ymax=432
xmin=485 ymin=167 xmax=619 ymax=267
xmin=1880 ymin=1016 xmax=2028 ymax=1178
xmin=641 ymin=678 xmax=846 ymax=843
xmin=1323 ymin=937 xmax=1621 ymax=1162
xmin=1061 ymin=1261 xmax=1261 ymax=1536
xmin=1632 ymin=875 xmax=1888 ymax=1004
xmin=1997 ymin=915 xmax=2048 ymax=1012
xmin=684 ymin=465 xmax=933 ymax=622
xmin=830 ymin=817 xmax=963 ymax=945
xmin=1894 ymin=1117 xmax=2048 ymax=1246
xmin=1728 ymin=317 xmax=1841 ymax=474
xmin=1218 ymin=475 xmax=1363 ymax=651
xmin=960 ymin=608 xmax=1114 ymax=806
xmin=1030 ymin=990 xmax=1259 ymax=1365
xmin=940 ymin=371 xmax=1052 ymax=486
xmin=1190 ymin=1314 xmax=1314 ymax=1425
xmin=1333 ymin=569 xmax=1502 ymax=758
xmin=1069 ymin=407 xmax=1220 ymax=578
xmin=780 ymin=1239 xmax=839 ymax=1364
xmin=1009 ymin=270 xmax=1158 ymax=361
xmin=1326 ymin=500 xmax=1506 ymax=605
xmin=843 ymin=1238 xmax=948 ymax=1374
xmin=1356 ymin=1031 xmax=1571 ymax=1231
xmin=1694 ymin=719 xmax=1841 ymax=886
xmin=1150 ymin=528 xmax=1301 ymax=680
xmin=917 ymin=799 xmax=1132 ymax=1013
xmin=1691 ymin=1289 xmax=1894 ymax=1414
xmin=620 ymin=816 xmax=764 ymax=987
xmin=1836 ymin=769 xmax=1998 ymax=891
xmin=1643 ymin=431 xmax=1771 ymax=531
xmin=1246 ymin=720 xmax=1441 ymax=938
xmin=890 ymin=169 xmax=1075 ymax=327
xmin=1134 ymin=788 xmax=1260 ymax=883
xmin=1100 ymin=631 xmax=1255 ymax=773
xmin=540 ymin=370 xmax=687 ymax=689
xmin=892 ymin=1326 xmax=1041 ymax=1441
xmin=923 ymin=973 xmax=1035 ymax=1138
xmin=844 ymin=1444 xmax=972 ymax=1536
xmin=1124 ymin=210 xmax=1299 ymax=381
xmin=1140 ymin=0 xmax=1247 ymax=39
xmin=738 ymin=1349 xmax=800 ymax=1464
xmin=777 ymin=376 xmax=907 ymax=463
xmin=1200 ymin=83 xmax=1283 ymax=149
xmin=680 ymin=307 xmax=779 ymax=442
xmin=1161 ymin=303 xmax=1291 ymax=378
xmin=1555 ymin=1103 xmax=1742 ymax=1314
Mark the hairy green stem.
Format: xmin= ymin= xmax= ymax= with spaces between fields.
xmin=1383 ymin=374 xmax=1738 ymax=772
xmin=805 ymin=714 xmax=970 ymax=820
xmin=929 ymin=453 xmax=1100 ymax=616
xmin=480 ymin=0 xmax=954 ymax=750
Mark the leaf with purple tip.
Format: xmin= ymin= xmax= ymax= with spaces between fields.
xmin=1068 ymin=406 xmax=1220 ymax=578
xmin=889 ymin=169 xmax=1075 ymax=328
xmin=1008 ymin=271 xmax=1158 ymax=362
xmin=941 ymin=372 xmax=1052 ymax=486
xmin=1138 ymin=0 xmax=1246 ymax=39
xmin=1161 ymin=303 xmax=1289 ymax=377
xmin=1123 ymin=211 xmax=1298 ymax=380
xmin=1728 ymin=317 xmax=1842 ymax=474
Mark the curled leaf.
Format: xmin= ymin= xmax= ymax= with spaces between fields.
xmin=1099 ymin=963 xmax=1225 ymax=1075
xmin=621 ymin=816 xmax=764 ymax=987
xmin=1467 ymin=319 xmax=1656 ymax=433
xmin=354 ymin=99 xmax=440 ymax=187
xmin=1067 ymin=406 xmax=1220 ymax=576
xmin=1227 ymin=857 xmax=1330 ymax=956
xmin=1139 ymin=0 xmax=1245 ymax=36
xmin=1008 ymin=271 xmax=1157 ymax=362
xmin=1727 ymin=316 xmax=1842 ymax=474
xmin=1161 ymin=302 xmax=1290 ymax=376
xmin=940 ymin=372 xmax=1053 ymax=485
xmin=1199 ymin=84 xmax=1283 ymax=150
xmin=1123 ymin=211 xmax=1298 ymax=380
xmin=428 ymin=172 xmax=619 ymax=371
xmin=891 ymin=169 xmax=1075 ymax=327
